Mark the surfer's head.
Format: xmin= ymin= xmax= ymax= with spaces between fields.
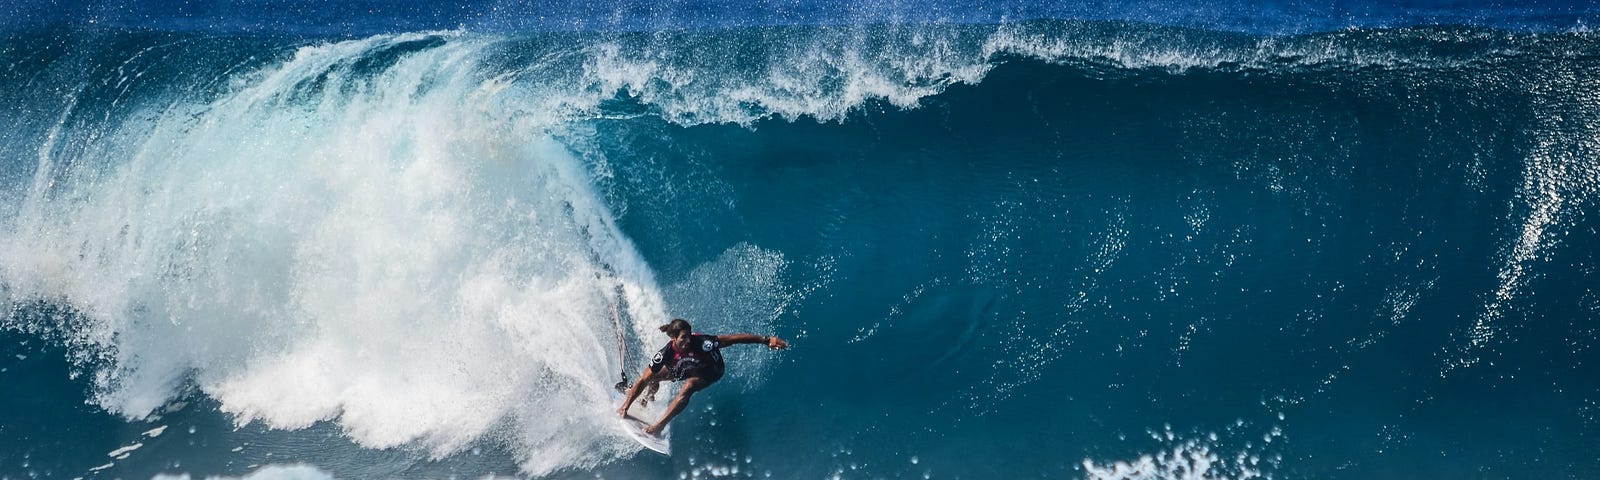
xmin=660 ymin=318 xmax=692 ymax=338
xmin=660 ymin=318 xmax=693 ymax=349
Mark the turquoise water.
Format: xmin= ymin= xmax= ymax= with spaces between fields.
xmin=2 ymin=3 xmax=1600 ymax=479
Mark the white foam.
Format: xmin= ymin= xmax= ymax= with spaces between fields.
xmin=1082 ymin=425 xmax=1282 ymax=480
xmin=0 ymin=32 xmax=682 ymax=475
xmin=549 ymin=26 xmax=998 ymax=127
xmin=107 ymin=442 xmax=142 ymax=459
xmin=153 ymin=464 xmax=335 ymax=480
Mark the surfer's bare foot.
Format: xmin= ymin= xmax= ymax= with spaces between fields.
xmin=643 ymin=423 xmax=664 ymax=436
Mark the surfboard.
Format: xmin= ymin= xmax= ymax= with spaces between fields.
xmin=611 ymin=391 xmax=670 ymax=455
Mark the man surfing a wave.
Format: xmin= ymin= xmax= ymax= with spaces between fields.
xmin=617 ymin=318 xmax=788 ymax=435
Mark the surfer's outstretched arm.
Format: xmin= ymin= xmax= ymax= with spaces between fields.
xmin=715 ymin=333 xmax=789 ymax=350
xmin=618 ymin=366 xmax=660 ymax=418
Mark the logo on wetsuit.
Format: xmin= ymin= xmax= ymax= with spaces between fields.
xmin=651 ymin=334 xmax=725 ymax=381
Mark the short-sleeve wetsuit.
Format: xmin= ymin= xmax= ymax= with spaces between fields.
xmin=650 ymin=333 xmax=725 ymax=384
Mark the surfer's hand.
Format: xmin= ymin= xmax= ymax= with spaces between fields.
xmin=644 ymin=423 xmax=664 ymax=436
xmin=617 ymin=405 xmax=628 ymax=418
xmin=766 ymin=336 xmax=788 ymax=350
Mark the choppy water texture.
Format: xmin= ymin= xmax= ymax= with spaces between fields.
xmin=2 ymin=2 xmax=1600 ymax=479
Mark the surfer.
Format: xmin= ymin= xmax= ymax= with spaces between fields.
xmin=617 ymin=318 xmax=788 ymax=435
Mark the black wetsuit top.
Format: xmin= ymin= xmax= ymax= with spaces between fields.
xmin=650 ymin=333 xmax=725 ymax=383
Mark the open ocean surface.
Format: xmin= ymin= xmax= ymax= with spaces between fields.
xmin=3 ymin=1 xmax=1600 ymax=479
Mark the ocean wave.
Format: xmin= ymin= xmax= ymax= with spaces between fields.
xmin=1 ymin=18 xmax=1597 ymax=477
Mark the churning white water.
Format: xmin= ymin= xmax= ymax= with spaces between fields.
xmin=0 ymin=32 xmax=685 ymax=474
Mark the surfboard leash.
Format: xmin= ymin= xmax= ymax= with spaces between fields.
xmin=611 ymin=289 xmax=629 ymax=393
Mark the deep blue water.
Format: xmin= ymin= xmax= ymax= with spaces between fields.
xmin=2 ymin=2 xmax=1600 ymax=480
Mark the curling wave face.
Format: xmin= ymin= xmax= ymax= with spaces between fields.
xmin=0 ymin=18 xmax=1598 ymax=478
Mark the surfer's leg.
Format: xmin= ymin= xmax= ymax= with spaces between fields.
xmin=645 ymin=376 xmax=709 ymax=435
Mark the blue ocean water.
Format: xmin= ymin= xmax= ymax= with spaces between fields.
xmin=3 ymin=1 xmax=1600 ymax=479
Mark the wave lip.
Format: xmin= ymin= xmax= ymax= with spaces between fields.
xmin=545 ymin=21 xmax=1599 ymax=127
xmin=6 ymin=0 xmax=1598 ymax=34
xmin=6 ymin=21 xmax=1585 ymax=133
